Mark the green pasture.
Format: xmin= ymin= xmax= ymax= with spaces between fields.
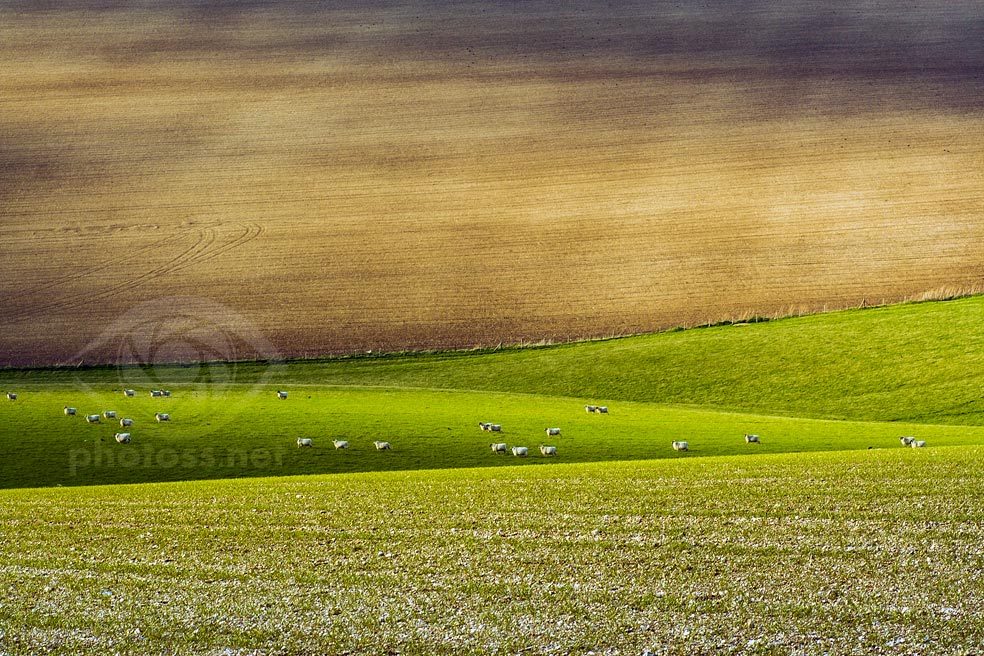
xmin=2 ymin=297 xmax=984 ymax=488
xmin=4 ymin=294 xmax=984 ymax=423
xmin=2 ymin=448 xmax=983 ymax=654
xmin=1 ymin=385 xmax=981 ymax=489
xmin=2 ymin=298 xmax=984 ymax=654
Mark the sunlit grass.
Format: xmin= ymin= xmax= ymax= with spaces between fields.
xmin=6 ymin=295 xmax=984 ymax=424
xmin=2 ymin=448 xmax=982 ymax=654
xmin=1 ymin=385 xmax=981 ymax=489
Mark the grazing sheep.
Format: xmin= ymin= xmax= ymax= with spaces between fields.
xmin=114 ymin=432 xmax=131 ymax=444
xmin=103 ymin=411 xmax=117 ymax=419
xmin=511 ymin=446 xmax=528 ymax=457
xmin=6 ymin=392 xmax=17 ymax=400
xmin=745 ymin=434 xmax=760 ymax=443
xmin=672 ymin=441 xmax=689 ymax=451
xmin=900 ymin=436 xmax=915 ymax=446
xmin=333 ymin=440 xmax=349 ymax=449
xmin=85 ymin=414 xmax=101 ymax=423
xmin=151 ymin=390 xmax=163 ymax=397
xmin=585 ymin=405 xmax=597 ymax=413
xmin=596 ymin=406 xmax=609 ymax=414
xmin=123 ymin=389 xmax=135 ymax=397
xmin=120 ymin=418 xmax=134 ymax=427
xmin=277 ymin=391 xmax=288 ymax=400
xmin=911 ymin=440 xmax=927 ymax=448
xmin=296 ymin=438 xmax=313 ymax=448
xmin=545 ymin=427 xmax=562 ymax=436
xmin=479 ymin=422 xmax=503 ymax=432
xmin=155 ymin=413 xmax=170 ymax=422
xmin=374 ymin=441 xmax=392 ymax=450
xmin=162 ymin=390 xmax=171 ymax=397
xmin=490 ymin=442 xmax=508 ymax=454
xmin=64 ymin=407 xmax=77 ymax=416
xmin=540 ymin=445 xmax=557 ymax=456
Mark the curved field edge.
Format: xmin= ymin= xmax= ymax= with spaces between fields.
xmin=2 ymin=3 xmax=984 ymax=369
xmin=4 ymin=295 xmax=984 ymax=425
xmin=1 ymin=448 xmax=983 ymax=655
xmin=0 ymin=386 xmax=981 ymax=489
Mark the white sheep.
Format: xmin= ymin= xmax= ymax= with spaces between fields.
xmin=672 ymin=441 xmax=689 ymax=451
xmin=64 ymin=407 xmax=77 ymax=416
xmin=596 ymin=406 xmax=609 ymax=414
xmin=585 ymin=405 xmax=597 ymax=413
xmin=745 ymin=434 xmax=760 ymax=443
xmin=103 ymin=411 xmax=117 ymax=419
xmin=123 ymin=389 xmax=135 ymax=397
xmin=490 ymin=442 xmax=508 ymax=454
xmin=333 ymin=440 xmax=349 ymax=449
xmin=277 ymin=391 xmax=288 ymax=400
xmin=150 ymin=390 xmax=163 ymax=397
xmin=479 ymin=422 xmax=502 ymax=432
xmin=545 ymin=427 xmax=562 ymax=436
xmin=85 ymin=414 xmax=101 ymax=424
xmin=155 ymin=413 xmax=170 ymax=422
xmin=296 ymin=438 xmax=313 ymax=448
xmin=120 ymin=418 xmax=134 ymax=427
xmin=900 ymin=436 xmax=915 ymax=446
xmin=511 ymin=446 xmax=528 ymax=457
xmin=539 ymin=445 xmax=557 ymax=456
xmin=374 ymin=441 xmax=391 ymax=450
xmin=115 ymin=432 xmax=131 ymax=444
xmin=6 ymin=392 xmax=16 ymax=401
xmin=911 ymin=440 xmax=927 ymax=448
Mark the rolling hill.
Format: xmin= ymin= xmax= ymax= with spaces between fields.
xmin=1 ymin=1 xmax=982 ymax=366
xmin=2 ymin=296 xmax=983 ymax=489
xmin=3 ymin=3 xmax=982 ymax=653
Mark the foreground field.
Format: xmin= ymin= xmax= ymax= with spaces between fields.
xmin=2 ymin=449 xmax=982 ymax=655
xmin=2 ymin=1 xmax=983 ymax=366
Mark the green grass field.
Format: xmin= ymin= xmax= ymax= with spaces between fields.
xmin=0 ymin=386 xmax=982 ymax=489
xmin=2 ymin=298 xmax=984 ymax=653
xmin=2 ymin=296 xmax=984 ymax=488
xmin=2 ymin=450 xmax=983 ymax=654
xmin=0 ymin=386 xmax=984 ymax=488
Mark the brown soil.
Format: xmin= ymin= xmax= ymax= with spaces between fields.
xmin=1 ymin=2 xmax=982 ymax=365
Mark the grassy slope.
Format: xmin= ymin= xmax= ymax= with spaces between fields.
xmin=1 ymin=290 xmax=982 ymax=652
xmin=5 ymin=295 xmax=984 ymax=423
xmin=2 ymin=297 xmax=983 ymax=488
xmin=2 ymin=449 xmax=982 ymax=654
xmin=300 ymin=296 xmax=984 ymax=423
xmin=1 ymin=385 xmax=982 ymax=489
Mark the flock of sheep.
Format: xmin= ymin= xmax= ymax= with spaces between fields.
xmin=6 ymin=390 xmax=930 ymax=456
xmin=486 ymin=424 xmax=565 ymax=457
xmin=51 ymin=389 xmax=173 ymax=445
xmin=290 ymin=401 xmax=580 ymax=456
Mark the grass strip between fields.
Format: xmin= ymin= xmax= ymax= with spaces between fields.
xmin=4 ymin=296 xmax=984 ymax=425
xmin=0 ymin=384 xmax=981 ymax=489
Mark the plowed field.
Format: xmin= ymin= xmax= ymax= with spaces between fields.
xmin=2 ymin=2 xmax=982 ymax=366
